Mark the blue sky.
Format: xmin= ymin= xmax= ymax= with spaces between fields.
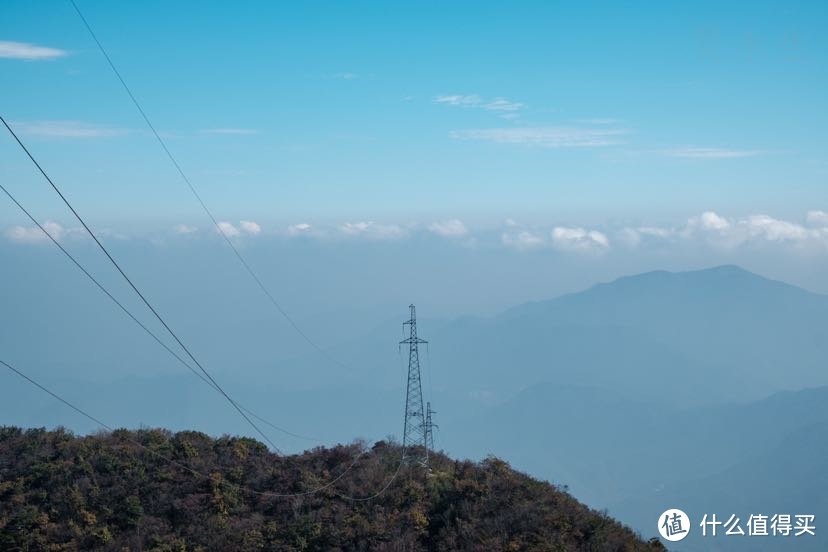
xmin=1 ymin=1 xmax=827 ymax=302
xmin=3 ymin=1 xmax=828 ymax=464
xmin=2 ymin=0 xmax=826 ymax=224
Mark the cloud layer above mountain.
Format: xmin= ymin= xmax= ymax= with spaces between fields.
xmin=5 ymin=212 xmax=827 ymax=256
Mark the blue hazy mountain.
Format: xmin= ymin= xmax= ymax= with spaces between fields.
xmin=301 ymin=264 xmax=828 ymax=548
xmin=471 ymin=383 xmax=828 ymax=551
xmin=429 ymin=265 xmax=828 ymax=407
xmin=3 ymin=264 xmax=827 ymax=546
xmin=608 ymin=390 xmax=828 ymax=551
xmin=246 ymin=264 xmax=828 ymax=414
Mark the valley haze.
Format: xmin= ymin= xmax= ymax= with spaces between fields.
xmin=3 ymin=261 xmax=827 ymax=549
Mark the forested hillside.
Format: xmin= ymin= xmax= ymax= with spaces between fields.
xmin=0 ymin=427 xmax=662 ymax=551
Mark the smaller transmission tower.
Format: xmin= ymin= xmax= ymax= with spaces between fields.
xmin=425 ymin=402 xmax=437 ymax=453
xmin=401 ymin=304 xmax=429 ymax=467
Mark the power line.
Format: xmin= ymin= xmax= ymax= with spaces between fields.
xmin=68 ymin=0 xmax=351 ymax=372
xmin=0 ymin=179 xmax=409 ymax=500
xmin=0 ymin=179 xmax=394 ymax=493
xmin=0 ymin=180 xmax=402 ymax=502
xmin=0 ymin=204 xmax=406 ymax=498
xmin=339 ymin=457 xmax=405 ymax=502
xmin=1 ymin=115 xmax=279 ymax=453
xmin=425 ymin=342 xmax=435 ymax=412
xmin=0 ymin=178 xmax=319 ymax=443
xmin=0 ymin=164 xmax=401 ymax=498
xmin=0 ymin=358 xmax=402 ymax=500
xmin=2 ymin=359 xmax=113 ymax=436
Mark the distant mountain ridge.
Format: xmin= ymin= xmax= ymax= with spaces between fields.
xmin=434 ymin=266 xmax=828 ymax=549
xmin=3 ymin=264 xmax=826 ymax=549
xmin=430 ymin=265 xmax=828 ymax=407
xmin=504 ymin=264 xmax=824 ymax=318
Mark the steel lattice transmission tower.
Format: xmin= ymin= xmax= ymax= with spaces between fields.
xmin=400 ymin=304 xmax=429 ymax=467
xmin=425 ymin=402 xmax=437 ymax=453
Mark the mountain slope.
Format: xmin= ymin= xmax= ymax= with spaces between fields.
xmin=454 ymin=382 xmax=828 ymax=549
xmin=611 ymin=422 xmax=828 ymax=551
xmin=0 ymin=427 xmax=663 ymax=551
xmin=429 ymin=265 xmax=828 ymax=407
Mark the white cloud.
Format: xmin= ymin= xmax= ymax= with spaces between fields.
xmin=619 ymin=211 xmax=822 ymax=251
xmin=435 ymin=94 xmax=483 ymax=107
xmin=501 ymin=211 xmax=827 ymax=253
xmin=700 ymin=211 xmax=730 ymax=231
xmin=502 ymin=222 xmax=610 ymax=253
xmin=10 ymin=120 xmax=128 ymax=138
xmin=663 ymin=147 xmax=763 ymax=159
xmin=216 ymin=220 xmax=262 ymax=237
xmin=331 ymin=72 xmax=359 ymax=80
xmin=740 ymin=215 xmax=808 ymax=242
xmin=677 ymin=211 xmax=827 ymax=249
xmin=686 ymin=211 xmax=731 ymax=233
xmin=480 ymin=98 xmax=524 ymax=112
xmin=806 ymin=210 xmax=828 ymax=227
xmin=4 ymin=221 xmax=85 ymax=244
xmin=551 ymin=227 xmax=610 ymax=253
xmin=5 ymin=221 xmax=60 ymax=243
xmin=341 ymin=221 xmax=369 ymax=233
xmin=637 ymin=226 xmax=673 ymax=238
xmin=201 ymin=128 xmax=259 ymax=135
xmin=0 ymin=40 xmax=67 ymax=61
xmin=173 ymin=224 xmax=198 ymax=234
xmin=450 ymin=126 xmax=628 ymax=148
xmin=239 ymin=220 xmax=261 ymax=235
xmin=501 ymin=230 xmax=545 ymax=250
xmin=340 ymin=221 xmax=405 ymax=240
xmin=428 ymin=219 xmax=468 ymax=238
xmin=287 ymin=223 xmax=312 ymax=236
xmin=216 ymin=221 xmax=241 ymax=238
xmin=434 ymin=94 xmax=525 ymax=112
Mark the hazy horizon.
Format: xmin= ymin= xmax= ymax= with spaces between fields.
xmin=3 ymin=1 xmax=827 ymax=548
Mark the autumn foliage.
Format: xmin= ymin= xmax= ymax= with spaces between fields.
xmin=0 ymin=427 xmax=663 ymax=551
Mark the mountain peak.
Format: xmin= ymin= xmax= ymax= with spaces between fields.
xmin=501 ymin=264 xmax=826 ymax=339
xmin=606 ymin=264 xmax=756 ymax=287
